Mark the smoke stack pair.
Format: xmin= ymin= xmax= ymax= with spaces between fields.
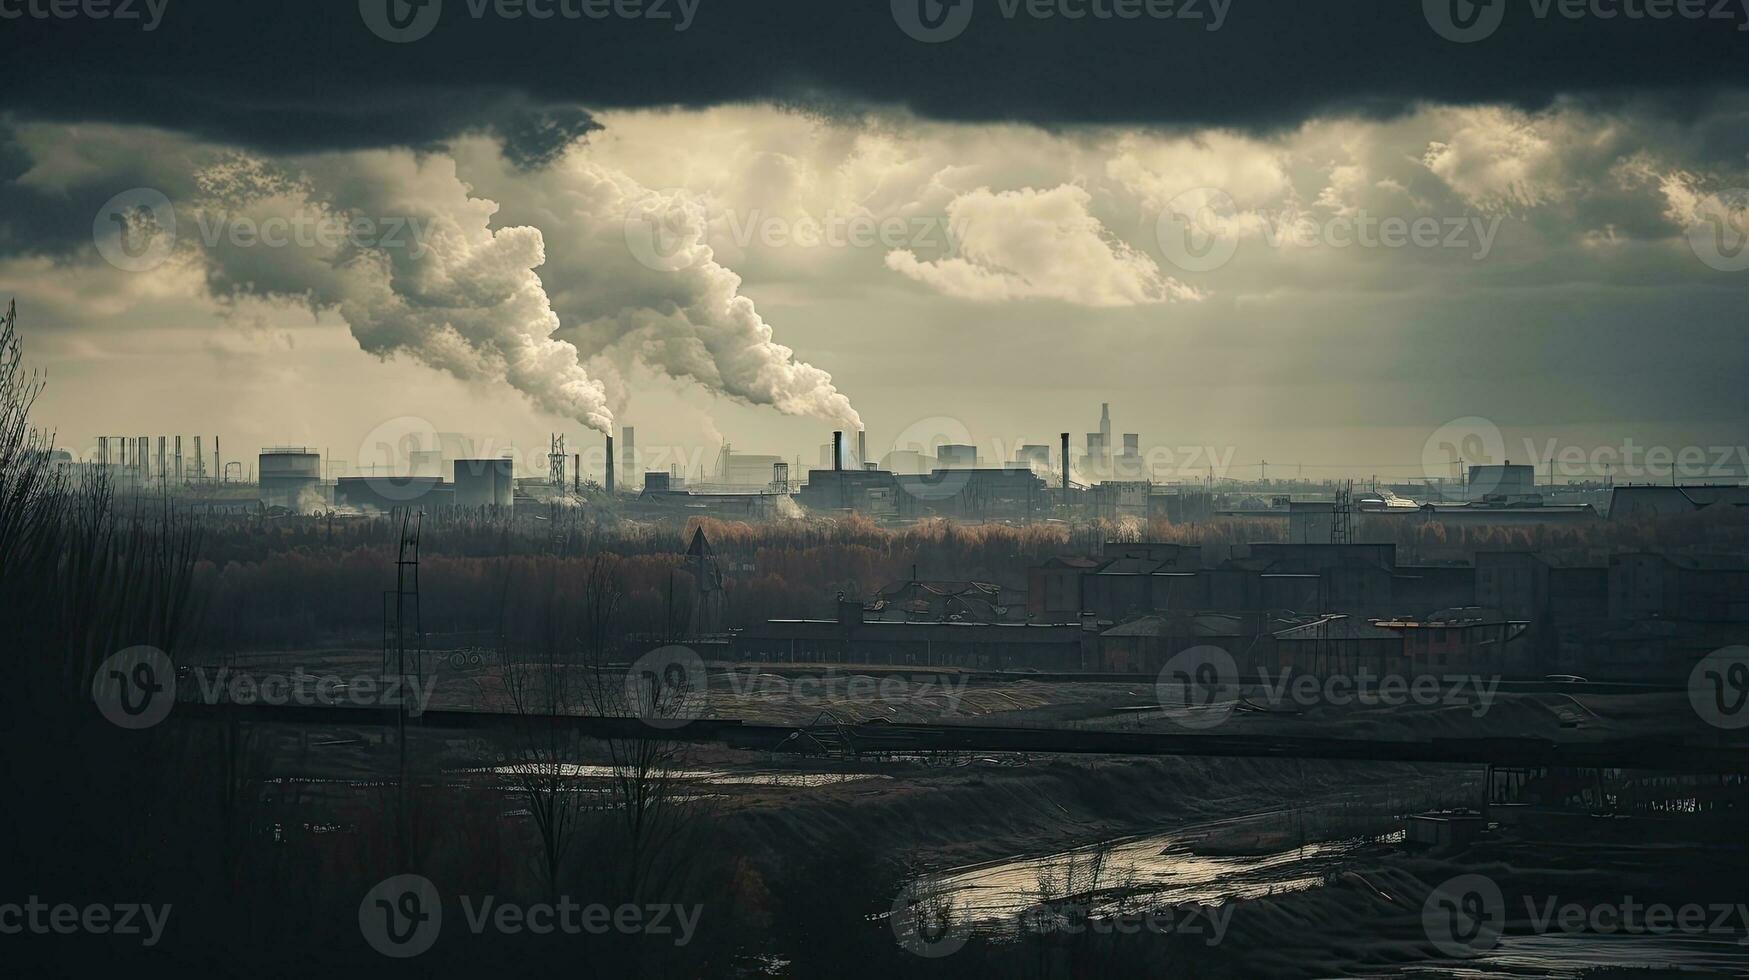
xmin=832 ymin=431 xmax=843 ymax=472
xmin=605 ymin=434 xmax=615 ymax=494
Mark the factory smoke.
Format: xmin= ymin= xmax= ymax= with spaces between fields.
xmin=497 ymin=161 xmax=862 ymax=431
xmin=193 ymin=152 xmax=615 ymax=433
xmin=190 ymin=146 xmax=860 ymax=433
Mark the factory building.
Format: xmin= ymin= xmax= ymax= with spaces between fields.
xmin=258 ymin=448 xmax=322 ymax=512
xmin=1014 ymin=444 xmax=1053 ymax=473
xmin=454 ymin=458 xmax=514 ymax=509
xmin=721 ymin=450 xmax=789 ymax=486
xmin=334 ymin=475 xmax=452 ymax=512
xmin=1467 ymin=462 xmax=1536 ymax=500
xmin=936 ymin=444 xmax=978 ymax=468
xmin=799 ymin=465 xmax=1050 ymax=522
xmin=1606 ymin=484 xmax=1749 ymax=521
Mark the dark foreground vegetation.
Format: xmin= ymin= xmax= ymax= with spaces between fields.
xmin=7 ymin=301 xmax=1747 ymax=979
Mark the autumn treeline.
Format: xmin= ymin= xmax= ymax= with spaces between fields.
xmin=186 ymin=514 xmax=1082 ymax=651
xmin=182 ymin=506 xmax=1749 ymax=653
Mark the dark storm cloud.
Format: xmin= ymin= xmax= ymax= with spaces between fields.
xmin=1 ymin=0 xmax=1746 ymax=151
xmin=493 ymin=105 xmax=604 ymax=170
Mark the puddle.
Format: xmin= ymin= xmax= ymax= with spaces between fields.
xmin=925 ymin=819 xmax=1398 ymax=925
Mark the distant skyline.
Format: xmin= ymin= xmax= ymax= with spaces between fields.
xmin=2 ymin=4 xmax=1745 ymax=485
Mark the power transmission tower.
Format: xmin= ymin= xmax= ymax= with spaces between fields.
xmin=381 ymin=509 xmax=424 ymax=868
xmin=1331 ymin=480 xmax=1354 ymax=545
xmin=548 ymin=433 xmax=568 ymax=490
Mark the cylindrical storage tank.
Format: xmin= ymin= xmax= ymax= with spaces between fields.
xmin=259 ymin=449 xmax=322 ymax=512
xmin=455 ymin=458 xmax=514 ymax=510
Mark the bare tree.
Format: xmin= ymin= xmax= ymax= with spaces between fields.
xmin=493 ymin=547 xmax=592 ymax=899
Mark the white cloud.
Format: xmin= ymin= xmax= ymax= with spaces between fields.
xmin=1419 ymin=106 xmax=1568 ymax=212
xmin=885 ymin=185 xmax=1202 ymax=307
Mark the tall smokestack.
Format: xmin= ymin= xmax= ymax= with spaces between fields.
xmin=833 ymin=431 xmax=843 ymax=472
xmin=857 ymin=429 xmax=867 ymax=471
xmin=605 ymin=434 xmax=615 ymax=495
xmin=215 ymin=437 xmax=221 ymax=484
xmin=1061 ymin=432 xmax=1071 ymax=493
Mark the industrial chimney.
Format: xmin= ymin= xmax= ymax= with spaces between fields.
xmin=856 ymin=429 xmax=867 ymax=471
xmin=605 ymin=434 xmax=616 ymax=495
xmin=833 ymin=431 xmax=843 ymax=472
xmin=1060 ymin=432 xmax=1070 ymax=493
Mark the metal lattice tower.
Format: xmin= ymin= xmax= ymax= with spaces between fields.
xmin=548 ymin=433 xmax=567 ymax=489
xmin=1331 ymin=480 xmax=1354 ymax=545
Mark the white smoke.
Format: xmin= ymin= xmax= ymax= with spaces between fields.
xmin=193 ymin=152 xmax=614 ymax=433
xmin=485 ymin=160 xmax=862 ymax=430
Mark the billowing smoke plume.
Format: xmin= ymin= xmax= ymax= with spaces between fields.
xmin=193 ymin=152 xmax=614 ymax=433
xmin=499 ymin=161 xmax=862 ymax=430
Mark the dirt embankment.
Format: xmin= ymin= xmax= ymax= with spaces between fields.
xmin=705 ymin=753 xmax=1477 ymax=874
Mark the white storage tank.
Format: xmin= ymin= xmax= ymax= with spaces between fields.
xmin=259 ymin=448 xmax=322 ymax=512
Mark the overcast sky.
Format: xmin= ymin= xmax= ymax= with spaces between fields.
xmin=2 ymin=1 xmax=1746 ymax=484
